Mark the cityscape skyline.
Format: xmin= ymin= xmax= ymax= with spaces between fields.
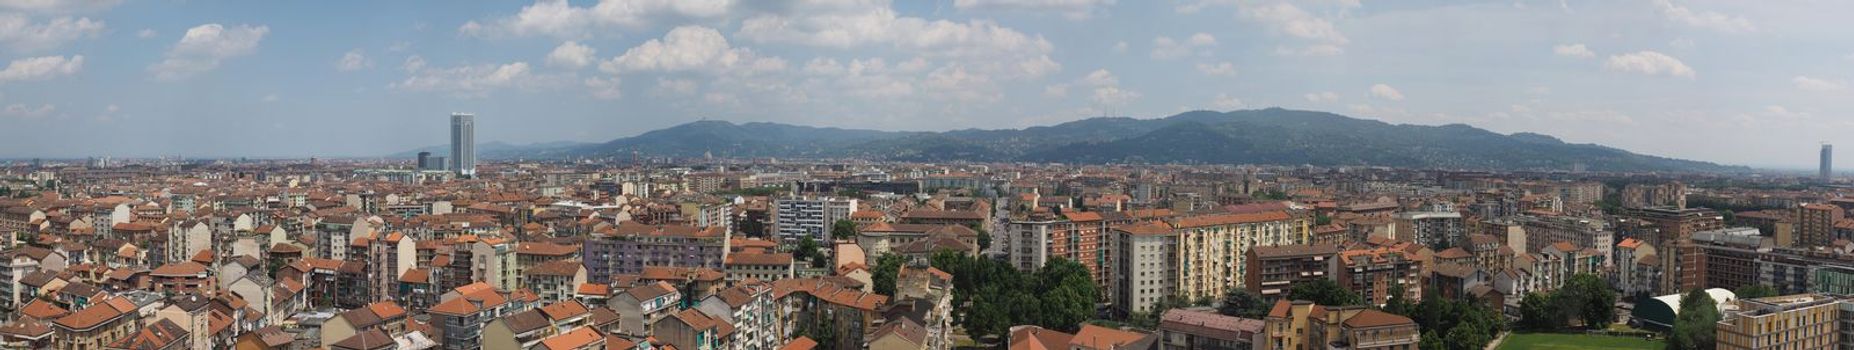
xmin=3 ymin=1 xmax=1853 ymax=169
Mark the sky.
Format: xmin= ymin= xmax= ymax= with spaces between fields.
xmin=0 ymin=0 xmax=1850 ymax=169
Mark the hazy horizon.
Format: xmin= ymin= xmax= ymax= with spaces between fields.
xmin=5 ymin=1 xmax=1851 ymax=168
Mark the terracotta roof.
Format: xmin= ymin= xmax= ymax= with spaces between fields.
xmin=539 ymin=300 xmax=590 ymax=321
xmin=1435 ymin=247 xmax=1472 ymax=259
xmin=20 ymin=299 xmax=68 ymax=320
xmin=1070 ymin=324 xmax=1147 ymax=349
xmin=1062 ymin=211 xmax=1103 ymax=222
xmin=331 ymin=329 xmax=395 ymax=350
xmin=106 ymin=318 xmax=188 ymax=350
xmin=540 ymin=327 xmax=604 ymax=350
xmin=151 ymin=261 xmax=209 ymax=277
xmin=1113 ymin=221 xmax=1173 ymax=236
xmin=399 ymin=268 xmax=430 ymax=284
xmin=1008 ymin=326 xmax=1072 ymax=350
xmin=779 ymin=336 xmax=819 ymax=350
xmin=52 ymin=298 xmax=127 ymax=331
xmin=577 ymin=283 xmax=609 ymax=296
xmin=1342 ymin=309 xmax=1416 ymax=328
xmin=1158 ymin=309 xmax=1263 ymax=340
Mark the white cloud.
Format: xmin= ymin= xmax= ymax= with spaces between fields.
xmin=1304 ymin=91 xmax=1339 ymax=103
xmin=1603 ymin=50 xmax=1695 ymax=79
xmin=0 ymin=14 xmax=105 ymax=51
xmin=952 ymin=0 xmax=1115 ymax=19
xmin=654 ymin=77 xmax=697 ymax=95
xmin=1 ymin=103 xmax=54 ymax=119
xmin=1369 ymin=83 xmax=1404 ymax=101
xmin=135 ymin=28 xmax=155 ymax=39
xmin=1076 ymin=69 xmax=1137 ymax=106
xmin=1553 ymin=43 xmax=1594 ymax=58
xmin=149 ymin=24 xmax=270 ymax=80
xmin=394 ymin=61 xmax=560 ymax=97
xmin=459 ymin=0 xmax=734 ymax=38
xmin=734 ymin=1 xmax=1059 ymax=79
xmin=0 ymin=55 xmax=82 ymax=83
xmin=546 ymin=41 xmax=598 ymax=69
xmin=1652 ymin=0 xmax=1753 ymax=33
xmin=1211 ymin=93 xmax=1243 ymax=109
xmin=336 ymin=50 xmax=372 ymax=71
xmin=1150 ymin=32 xmax=1216 ymax=60
xmin=585 ymin=76 xmax=622 ymax=99
xmin=1112 ymin=41 xmax=1127 ymax=53
xmin=1081 ymin=68 xmax=1118 ymax=86
xmin=798 ymin=57 xmax=926 ymax=99
xmin=1240 ymin=2 xmax=1348 ymax=55
xmin=262 ymin=93 xmax=279 ymax=102
xmin=600 ymin=26 xmax=784 ymax=75
xmin=1195 ymin=62 xmax=1236 ymax=77
xmin=402 ymin=55 xmax=427 ymax=72
xmin=925 ymin=66 xmax=1000 ymax=103
xmin=1792 ymin=76 xmax=1847 ymax=92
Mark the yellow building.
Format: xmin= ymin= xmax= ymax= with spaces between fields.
xmin=1717 ymin=294 xmax=1841 ymax=350
xmin=1169 ymin=211 xmax=1308 ymax=301
xmin=1265 ymin=299 xmax=1419 ymax=350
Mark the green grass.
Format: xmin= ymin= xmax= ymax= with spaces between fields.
xmin=1495 ymin=332 xmax=1663 ymax=350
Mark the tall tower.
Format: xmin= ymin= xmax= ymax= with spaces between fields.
xmin=1822 ymin=143 xmax=1833 ymax=182
xmin=451 ymin=113 xmax=476 ymax=177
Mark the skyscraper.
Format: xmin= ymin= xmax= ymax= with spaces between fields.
xmin=416 ymin=151 xmax=431 ymax=170
xmin=1821 ymin=143 xmax=1833 ymax=181
xmin=450 ymin=113 xmax=475 ymax=177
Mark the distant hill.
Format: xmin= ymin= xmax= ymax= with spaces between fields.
xmin=554 ymin=108 xmax=1743 ymax=172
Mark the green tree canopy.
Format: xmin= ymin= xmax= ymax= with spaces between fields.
xmin=1219 ymin=289 xmax=1270 ymax=319
xmin=1287 ymin=279 xmax=1365 ymax=306
xmin=831 ymin=219 xmax=858 ymax=241
xmin=871 ymin=254 xmax=908 ymax=297
xmin=1667 ymin=289 xmax=1721 ymax=350
xmin=1734 ymin=284 xmax=1777 ymax=299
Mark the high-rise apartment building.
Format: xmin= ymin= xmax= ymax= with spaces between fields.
xmin=1797 ymin=203 xmax=1843 ymax=248
xmin=771 ymin=196 xmax=858 ymax=243
xmin=1823 ymin=144 xmax=1834 ymax=182
xmin=450 ymin=113 xmax=476 ymax=177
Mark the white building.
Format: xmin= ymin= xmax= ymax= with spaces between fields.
xmin=772 ymin=196 xmax=857 ymax=242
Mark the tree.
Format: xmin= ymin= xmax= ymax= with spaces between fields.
xmin=1399 ymin=294 xmax=1505 ymax=350
xmin=831 ymin=219 xmax=858 ymax=241
xmin=1288 ymin=279 xmax=1365 ymax=306
xmin=1556 ymin=273 xmax=1617 ymax=328
xmin=1734 ymin=284 xmax=1777 ymax=299
xmin=1382 ymin=284 xmax=1413 ymax=316
xmin=977 ymin=229 xmax=993 ymax=251
xmin=871 ymin=254 xmax=907 ymax=297
xmin=1219 ymin=289 xmax=1270 ymax=319
xmin=797 ymin=236 xmax=824 ymax=268
xmin=1035 ymin=258 xmax=1099 ymax=331
xmin=1518 ymin=292 xmax=1563 ymax=330
xmin=1667 ymin=289 xmax=1721 ymax=350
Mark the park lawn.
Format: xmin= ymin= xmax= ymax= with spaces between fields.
xmin=1495 ymin=332 xmax=1662 ymax=350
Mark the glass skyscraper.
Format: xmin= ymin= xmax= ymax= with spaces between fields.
xmin=450 ymin=113 xmax=475 ymax=177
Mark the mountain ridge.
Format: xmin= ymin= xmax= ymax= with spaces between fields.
xmin=403 ymin=108 xmax=1746 ymax=173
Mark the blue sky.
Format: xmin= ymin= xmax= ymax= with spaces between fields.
xmin=1 ymin=0 xmax=1849 ymax=169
